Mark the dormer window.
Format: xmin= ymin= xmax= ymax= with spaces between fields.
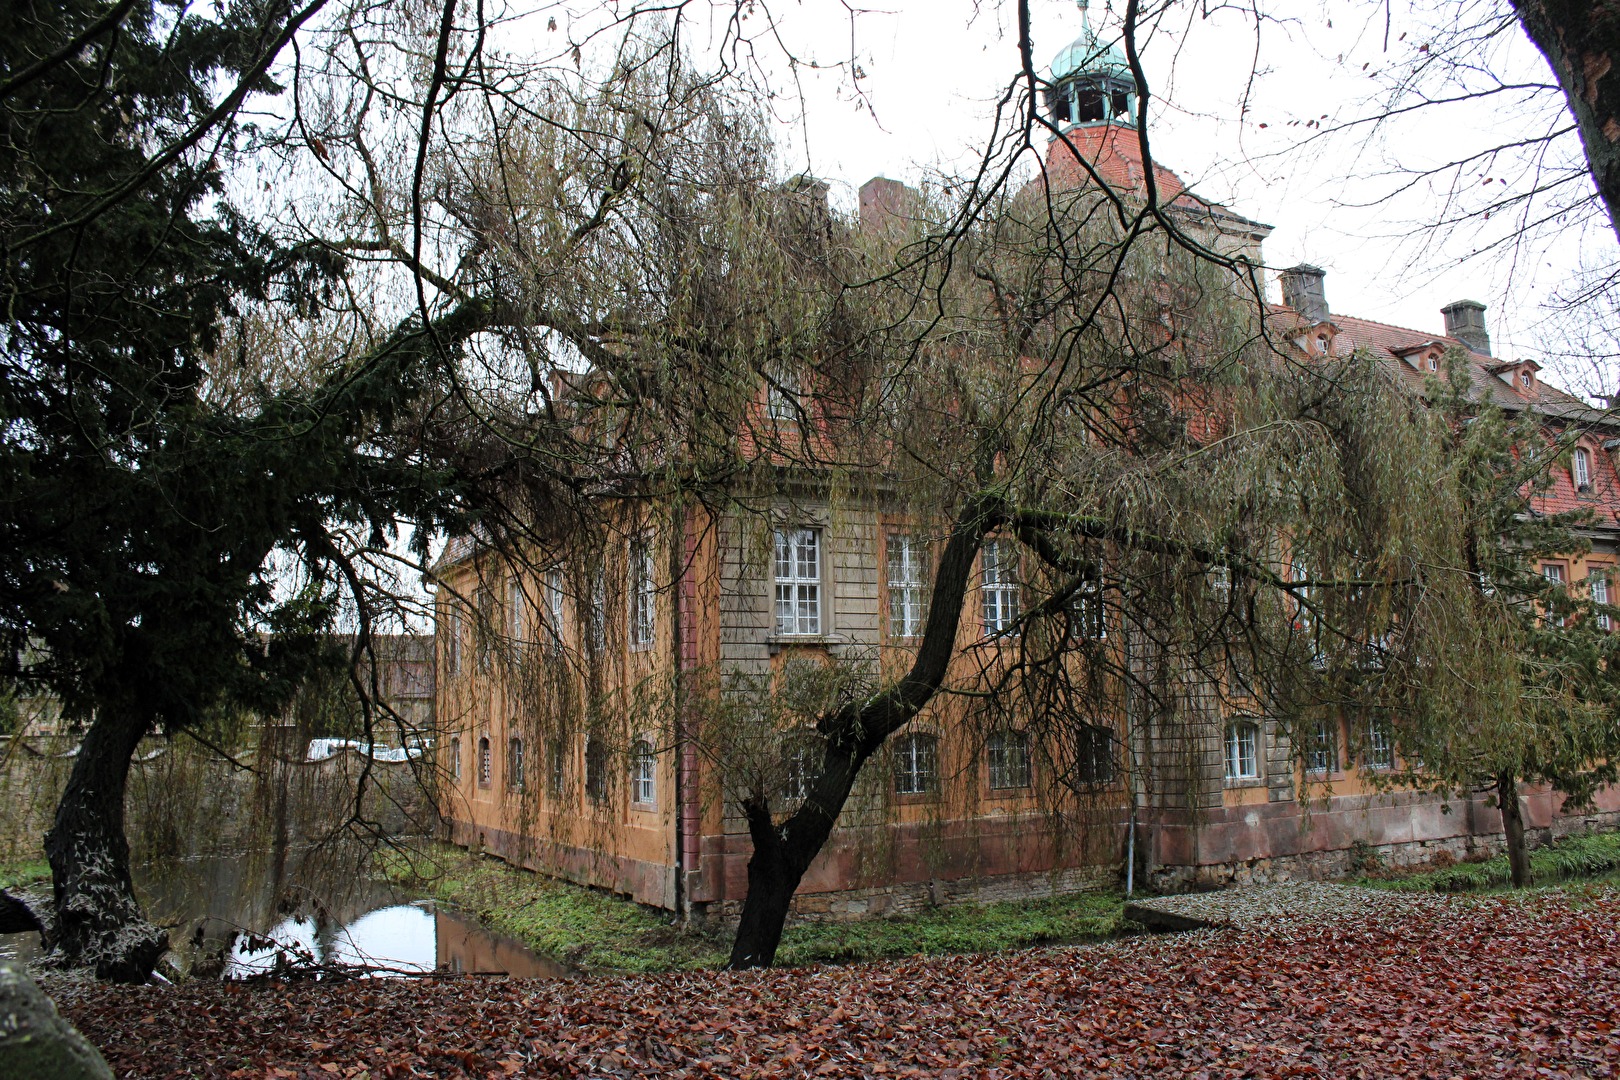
xmin=1521 ymin=370 xmax=1532 ymax=390
xmin=1574 ymin=447 xmax=1592 ymax=493
xmin=1427 ymin=355 xmax=1438 ymax=371
xmin=1316 ymin=334 xmax=1330 ymax=356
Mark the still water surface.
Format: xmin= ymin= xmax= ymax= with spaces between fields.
xmin=0 ymin=850 xmax=564 ymax=979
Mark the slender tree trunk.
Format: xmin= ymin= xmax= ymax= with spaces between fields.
xmin=727 ymin=499 xmax=998 ymax=969
xmin=42 ymin=711 xmax=168 ymax=983
xmin=1496 ymin=768 xmax=1532 ymax=889
xmin=1511 ymin=1 xmax=1620 ymax=244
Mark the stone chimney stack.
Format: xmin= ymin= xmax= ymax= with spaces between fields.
xmin=1441 ymin=300 xmax=1491 ymax=356
xmin=1280 ymin=264 xmax=1329 ymax=324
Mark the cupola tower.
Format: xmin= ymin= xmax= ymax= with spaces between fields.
xmin=1046 ymin=1 xmax=1137 ymax=130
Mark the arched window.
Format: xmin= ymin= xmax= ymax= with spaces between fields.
xmin=1574 ymin=447 xmax=1592 ymax=492
xmin=1225 ymin=722 xmax=1259 ymax=780
xmin=507 ymin=736 xmax=525 ymax=790
xmin=631 ymin=738 xmax=657 ymax=806
xmin=477 ymin=736 xmax=492 ymax=786
xmin=584 ymin=737 xmax=609 ymax=804
xmin=987 ymin=730 xmax=1031 ymax=790
xmin=449 ymin=736 xmax=462 ymax=780
xmin=893 ymin=732 xmax=939 ymax=795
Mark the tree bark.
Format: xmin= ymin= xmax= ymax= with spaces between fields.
xmin=1496 ymin=768 xmax=1532 ymax=889
xmin=727 ymin=498 xmax=998 ymax=969
xmin=42 ymin=712 xmax=167 ymax=983
xmin=1511 ymin=1 xmax=1620 ymax=244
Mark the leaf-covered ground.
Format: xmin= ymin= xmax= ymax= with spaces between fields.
xmin=51 ymin=890 xmax=1620 ymax=1078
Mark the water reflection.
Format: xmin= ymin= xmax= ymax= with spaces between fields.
xmin=1 ymin=852 xmax=565 ymax=980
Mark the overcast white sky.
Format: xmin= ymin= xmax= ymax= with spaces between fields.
xmin=541 ymin=0 xmax=1614 ymax=394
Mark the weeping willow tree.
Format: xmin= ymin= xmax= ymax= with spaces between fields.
xmin=1353 ymin=359 xmax=1620 ymax=888
xmin=295 ymin=3 xmax=1608 ymax=973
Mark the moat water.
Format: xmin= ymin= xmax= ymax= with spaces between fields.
xmin=0 ymin=849 xmax=565 ymax=979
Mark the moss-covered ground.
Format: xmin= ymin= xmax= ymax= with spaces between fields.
xmin=378 ymin=841 xmax=1130 ymax=972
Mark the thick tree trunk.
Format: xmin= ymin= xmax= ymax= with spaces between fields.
xmin=1496 ymin=769 xmax=1532 ymax=889
xmin=42 ymin=712 xmax=167 ymax=983
xmin=1511 ymin=1 xmax=1620 ymax=243
xmin=727 ymin=810 xmax=803 ymax=969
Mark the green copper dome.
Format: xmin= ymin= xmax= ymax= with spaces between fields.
xmin=1050 ymin=28 xmax=1130 ymax=83
xmin=1046 ymin=3 xmax=1138 ymax=129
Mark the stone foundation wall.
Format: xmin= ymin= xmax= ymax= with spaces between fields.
xmin=1146 ymin=805 xmax=1620 ymax=893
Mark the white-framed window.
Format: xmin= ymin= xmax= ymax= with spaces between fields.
xmin=1225 ymin=721 xmax=1259 ymax=780
xmin=545 ymin=566 xmax=566 ymax=654
xmin=1592 ymin=571 xmax=1612 ymax=631
xmin=1365 ymin=715 xmax=1394 ymax=770
xmin=508 ymin=577 xmax=526 ymax=658
xmin=475 ymin=586 xmax=495 ymax=672
xmin=477 ymin=735 xmax=492 ymax=786
xmin=1069 ymin=568 xmax=1106 ymax=641
xmin=987 ymin=730 xmax=1031 ymax=790
xmin=767 ymin=368 xmax=800 ymax=425
xmin=450 ymin=736 xmax=462 ymax=779
xmin=893 ymin=732 xmax=940 ymax=795
xmin=774 ymin=528 xmax=822 ymax=636
xmin=629 ymin=535 xmax=655 ymax=650
xmin=1291 ymin=561 xmax=1316 ymax=640
xmin=981 ymin=539 xmax=1021 ymax=636
xmin=588 ymin=562 xmax=608 ymax=652
xmin=781 ymin=733 xmax=821 ymax=802
xmin=1574 ymin=447 xmax=1593 ymax=492
xmin=1208 ymin=564 xmax=1231 ymax=600
xmin=887 ymin=534 xmax=928 ymax=638
xmin=631 ymin=738 xmax=656 ymax=806
xmin=1544 ymin=563 xmax=1567 ymax=626
xmin=442 ymin=610 xmax=461 ymax=677
xmin=507 ymin=736 xmax=525 ymax=790
xmin=1303 ymin=718 xmax=1336 ymax=775
xmin=584 ymin=736 xmax=608 ymax=804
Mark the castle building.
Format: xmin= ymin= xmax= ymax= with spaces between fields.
xmin=432 ymin=7 xmax=1620 ymax=917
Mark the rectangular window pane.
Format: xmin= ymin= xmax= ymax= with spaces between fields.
xmin=544 ymin=567 xmax=566 ymax=654
xmin=774 ymin=528 xmax=821 ymax=635
xmin=887 ymin=534 xmax=928 ymax=638
xmin=1593 ymin=573 xmax=1612 ymax=631
xmin=1226 ymin=724 xmax=1258 ymax=780
xmin=630 ymin=537 xmax=655 ymax=649
xmin=982 ymin=540 xmax=1020 ymax=635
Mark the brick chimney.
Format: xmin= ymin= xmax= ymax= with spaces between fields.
xmin=1441 ymin=300 xmax=1491 ymax=356
xmin=859 ymin=176 xmax=918 ymax=232
xmin=1280 ymin=264 xmax=1329 ymax=324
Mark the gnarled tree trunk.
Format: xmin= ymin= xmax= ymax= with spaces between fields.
xmin=1496 ymin=768 xmax=1532 ymax=889
xmin=42 ymin=712 xmax=167 ymax=983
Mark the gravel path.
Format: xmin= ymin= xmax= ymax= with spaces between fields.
xmin=1124 ymin=880 xmax=1451 ymax=931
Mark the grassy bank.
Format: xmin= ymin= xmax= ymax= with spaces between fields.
xmin=1356 ymin=829 xmax=1620 ymax=893
xmin=380 ymin=842 xmax=1129 ymax=973
xmin=0 ymin=854 xmax=48 ymax=891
